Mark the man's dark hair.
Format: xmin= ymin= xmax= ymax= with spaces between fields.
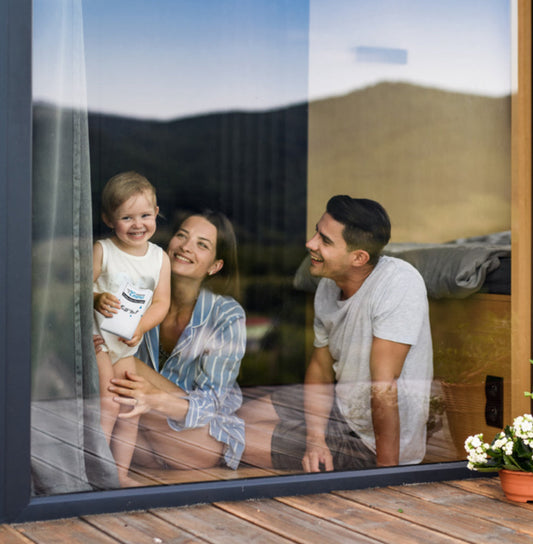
xmin=326 ymin=195 xmax=391 ymax=265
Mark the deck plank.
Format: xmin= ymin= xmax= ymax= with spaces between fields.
xmin=152 ymin=503 xmax=295 ymax=543
xmin=214 ymin=497 xmax=381 ymax=543
xmin=396 ymin=479 xmax=533 ymax=536
xmin=447 ymin=476 xmax=533 ymax=509
xmin=9 ymin=518 xmax=119 ymax=544
xmin=276 ymin=492 xmax=465 ymax=543
xmin=0 ymin=525 xmax=36 ymax=544
xmin=335 ymin=485 xmax=533 ymax=543
xmin=82 ymin=510 xmax=202 ymax=543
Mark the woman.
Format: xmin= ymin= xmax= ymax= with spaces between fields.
xmin=104 ymin=210 xmax=246 ymax=472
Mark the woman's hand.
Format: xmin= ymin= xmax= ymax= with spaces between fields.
xmin=94 ymin=292 xmax=120 ymax=317
xmin=109 ymin=370 xmax=159 ymax=419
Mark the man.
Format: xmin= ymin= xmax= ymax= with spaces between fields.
xmin=240 ymin=195 xmax=433 ymax=471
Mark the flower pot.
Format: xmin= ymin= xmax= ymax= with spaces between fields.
xmin=499 ymin=469 xmax=533 ymax=503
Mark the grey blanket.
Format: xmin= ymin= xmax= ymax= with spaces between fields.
xmin=293 ymin=232 xmax=511 ymax=299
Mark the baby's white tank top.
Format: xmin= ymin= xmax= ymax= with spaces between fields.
xmin=93 ymin=238 xmax=164 ymax=363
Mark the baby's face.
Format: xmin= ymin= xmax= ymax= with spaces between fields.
xmin=105 ymin=191 xmax=158 ymax=254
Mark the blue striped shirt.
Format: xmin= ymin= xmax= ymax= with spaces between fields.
xmin=137 ymin=288 xmax=246 ymax=469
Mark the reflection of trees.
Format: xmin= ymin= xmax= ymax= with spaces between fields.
xmin=87 ymin=106 xmax=308 ymax=254
xmin=75 ymin=102 xmax=309 ymax=385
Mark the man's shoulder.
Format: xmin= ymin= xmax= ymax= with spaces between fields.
xmin=375 ymin=255 xmax=426 ymax=284
xmin=315 ymin=277 xmax=339 ymax=298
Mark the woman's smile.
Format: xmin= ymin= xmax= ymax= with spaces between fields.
xmin=167 ymin=215 xmax=222 ymax=281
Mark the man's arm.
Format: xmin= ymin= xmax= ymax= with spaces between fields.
xmin=302 ymin=346 xmax=335 ymax=472
xmin=370 ymin=337 xmax=411 ymax=467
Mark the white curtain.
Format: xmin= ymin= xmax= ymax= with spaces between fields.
xmin=31 ymin=0 xmax=118 ymax=494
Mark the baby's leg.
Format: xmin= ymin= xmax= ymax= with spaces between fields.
xmin=111 ymin=356 xmax=141 ymax=487
xmin=96 ymin=349 xmax=120 ymax=444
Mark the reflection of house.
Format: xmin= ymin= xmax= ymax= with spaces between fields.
xmin=245 ymin=316 xmax=275 ymax=353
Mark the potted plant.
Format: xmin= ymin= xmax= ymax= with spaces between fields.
xmin=464 ymin=367 xmax=533 ymax=503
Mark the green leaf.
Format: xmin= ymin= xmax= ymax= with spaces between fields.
xmin=472 ymin=466 xmax=501 ymax=473
xmin=502 ymin=463 xmax=522 ymax=471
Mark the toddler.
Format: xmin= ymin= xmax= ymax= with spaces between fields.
xmin=93 ymin=171 xmax=170 ymax=487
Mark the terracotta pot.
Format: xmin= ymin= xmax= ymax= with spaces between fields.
xmin=499 ymin=469 xmax=533 ymax=503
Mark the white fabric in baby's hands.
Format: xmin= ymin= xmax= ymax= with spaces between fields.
xmin=100 ymin=281 xmax=153 ymax=340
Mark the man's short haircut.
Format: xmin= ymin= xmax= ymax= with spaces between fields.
xmin=326 ymin=195 xmax=391 ymax=265
xmin=101 ymin=171 xmax=157 ymax=219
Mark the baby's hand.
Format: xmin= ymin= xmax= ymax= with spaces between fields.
xmin=120 ymin=324 xmax=144 ymax=348
xmin=94 ymin=292 xmax=120 ymax=317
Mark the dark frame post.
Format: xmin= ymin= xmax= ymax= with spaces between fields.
xmin=0 ymin=0 xmax=33 ymax=523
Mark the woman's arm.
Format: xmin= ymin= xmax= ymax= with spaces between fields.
xmin=109 ymin=358 xmax=189 ymax=420
xmin=179 ymin=310 xmax=246 ymax=429
xmin=110 ymin=304 xmax=246 ymax=425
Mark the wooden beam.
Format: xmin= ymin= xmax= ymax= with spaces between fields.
xmin=511 ymin=0 xmax=532 ymax=417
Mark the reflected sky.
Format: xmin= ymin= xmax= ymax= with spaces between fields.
xmin=309 ymin=0 xmax=512 ymax=103
xmin=33 ymin=0 xmax=512 ymax=120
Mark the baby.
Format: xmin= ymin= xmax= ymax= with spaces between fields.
xmin=93 ymin=171 xmax=170 ymax=486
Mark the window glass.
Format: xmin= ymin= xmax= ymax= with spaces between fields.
xmin=31 ymin=0 xmax=513 ymax=495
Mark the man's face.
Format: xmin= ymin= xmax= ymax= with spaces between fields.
xmin=305 ymin=212 xmax=353 ymax=281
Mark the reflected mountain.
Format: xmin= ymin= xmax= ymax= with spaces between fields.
xmin=32 ymin=81 xmax=511 ymax=385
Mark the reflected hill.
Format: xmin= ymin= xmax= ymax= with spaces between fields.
xmin=307 ymin=82 xmax=511 ymax=242
xmin=34 ymin=81 xmax=511 ymax=249
xmin=32 ymin=81 xmax=512 ymax=384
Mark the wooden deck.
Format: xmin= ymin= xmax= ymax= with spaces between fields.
xmin=3 ymin=476 xmax=533 ymax=543
xmin=15 ymin=390 xmax=520 ymax=542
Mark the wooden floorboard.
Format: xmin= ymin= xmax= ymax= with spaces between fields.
xmin=5 ymin=477 xmax=533 ymax=543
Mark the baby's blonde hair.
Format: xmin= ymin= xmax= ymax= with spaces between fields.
xmin=101 ymin=171 xmax=157 ymax=219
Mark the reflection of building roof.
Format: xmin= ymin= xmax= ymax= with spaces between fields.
xmin=246 ymin=316 xmax=274 ymax=341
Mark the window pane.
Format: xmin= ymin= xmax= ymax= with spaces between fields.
xmin=31 ymin=0 xmax=514 ymax=496
xmin=306 ymin=1 xmax=513 ymax=465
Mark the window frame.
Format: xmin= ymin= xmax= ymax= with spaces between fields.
xmin=0 ymin=0 xmax=529 ymax=523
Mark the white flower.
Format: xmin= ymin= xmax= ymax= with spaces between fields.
xmin=465 ymin=434 xmax=483 ymax=451
xmin=464 ymin=434 xmax=490 ymax=467
xmin=505 ymin=442 xmax=514 ymax=455
xmin=513 ymin=414 xmax=533 ymax=440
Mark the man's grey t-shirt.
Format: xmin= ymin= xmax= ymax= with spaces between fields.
xmin=313 ymin=255 xmax=433 ymax=464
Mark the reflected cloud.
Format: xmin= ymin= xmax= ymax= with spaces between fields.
xmin=354 ymin=46 xmax=408 ymax=65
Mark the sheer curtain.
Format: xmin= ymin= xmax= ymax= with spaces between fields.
xmin=31 ymin=0 xmax=118 ymax=494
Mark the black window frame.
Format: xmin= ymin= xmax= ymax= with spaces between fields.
xmin=0 ymin=0 xmax=487 ymax=523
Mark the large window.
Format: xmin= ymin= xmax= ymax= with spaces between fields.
xmin=0 ymin=0 xmax=530 ymax=522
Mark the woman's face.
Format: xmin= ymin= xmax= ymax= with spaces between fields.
xmin=168 ymin=215 xmax=223 ymax=281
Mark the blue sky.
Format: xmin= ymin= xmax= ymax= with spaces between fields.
xmin=33 ymin=0 xmax=513 ymax=120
